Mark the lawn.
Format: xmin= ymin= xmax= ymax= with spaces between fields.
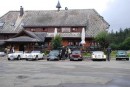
xmin=83 ymin=50 xmax=130 ymax=59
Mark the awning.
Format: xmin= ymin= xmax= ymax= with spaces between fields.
xmin=5 ymin=36 xmax=42 ymax=42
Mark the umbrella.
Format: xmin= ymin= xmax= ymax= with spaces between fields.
xmin=54 ymin=28 xmax=58 ymax=37
xmin=80 ymin=28 xmax=86 ymax=44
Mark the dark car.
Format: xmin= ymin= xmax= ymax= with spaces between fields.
xmin=47 ymin=50 xmax=60 ymax=61
xmin=116 ymin=50 xmax=129 ymax=61
xmin=70 ymin=50 xmax=83 ymax=61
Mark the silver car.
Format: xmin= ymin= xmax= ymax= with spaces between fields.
xmin=47 ymin=50 xmax=60 ymax=61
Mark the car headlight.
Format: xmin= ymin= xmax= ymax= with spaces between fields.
xmin=104 ymin=55 xmax=106 ymax=58
xmin=92 ymin=55 xmax=95 ymax=58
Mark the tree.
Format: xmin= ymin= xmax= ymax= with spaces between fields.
xmin=94 ymin=31 xmax=109 ymax=50
xmin=122 ymin=37 xmax=130 ymax=50
xmin=51 ymin=35 xmax=62 ymax=49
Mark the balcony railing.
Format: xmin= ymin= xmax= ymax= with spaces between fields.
xmin=46 ymin=33 xmax=80 ymax=37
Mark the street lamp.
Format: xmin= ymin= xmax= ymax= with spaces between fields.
xmin=41 ymin=44 xmax=44 ymax=52
xmin=24 ymin=45 xmax=26 ymax=53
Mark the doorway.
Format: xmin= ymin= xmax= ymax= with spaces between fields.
xmin=19 ymin=44 xmax=24 ymax=52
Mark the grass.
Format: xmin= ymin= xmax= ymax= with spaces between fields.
xmin=83 ymin=50 xmax=130 ymax=59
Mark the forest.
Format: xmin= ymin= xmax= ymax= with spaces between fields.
xmin=108 ymin=28 xmax=130 ymax=50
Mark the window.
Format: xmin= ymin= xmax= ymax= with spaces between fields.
xmin=0 ymin=22 xmax=4 ymax=29
xmin=72 ymin=28 xmax=78 ymax=32
xmin=62 ymin=28 xmax=70 ymax=32
xmin=31 ymin=29 xmax=35 ymax=32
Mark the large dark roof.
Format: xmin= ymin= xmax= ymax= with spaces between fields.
xmin=6 ymin=36 xmax=40 ymax=42
xmin=0 ymin=9 xmax=109 ymax=36
xmin=6 ymin=30 xmax=46 ymax=42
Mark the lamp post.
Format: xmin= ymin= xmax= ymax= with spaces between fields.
xmin=24 ymin=45 xmax=26 ymax=53
xmin=41 ymin=44 xmax=44 ymax=53
xmin=35 ymin=42 xmax=39 ymax=50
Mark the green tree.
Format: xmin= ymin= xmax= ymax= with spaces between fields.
xmin=94 ymin=31 xmax=109 ymax=50
xmin=51 ymin=35 xmax=62 ymax=49
xmin=122 ymin=37 xmax=130 ymax=50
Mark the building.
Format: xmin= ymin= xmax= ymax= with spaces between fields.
xmin=0 ymin=3 xmax=109 ymax=52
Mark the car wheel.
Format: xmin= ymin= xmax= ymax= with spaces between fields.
xmin=70 ymin=59 xmax=73 ymax=61
xmin=8 ymin=58 xmax=10 ymax=61
xmin=47 ymin=59 xmax=49 ymax=61
xmin=35 ymin=55 xmax=38 ymax=60
xmin=92 ymin=59 xmax=94 ymax=61
xmin=17 ymin=55 xmax=21 ymax=60
xmin=126 ymin=58 xmax=129 ymax=61
xmin=103 ymin=59 xmax=106 ymax=61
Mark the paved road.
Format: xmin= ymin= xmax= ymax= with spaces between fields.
xmin=0 ymin=57 xmax=130 ymax=87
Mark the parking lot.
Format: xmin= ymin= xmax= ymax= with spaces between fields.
xmin=0 ymin=57 xmax=130 ymax=87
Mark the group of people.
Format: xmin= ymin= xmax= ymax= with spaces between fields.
xmin=60 ymin=46 xmax=71 ymax=60
xmin=4 ymin=46 xmax=15 ymax=54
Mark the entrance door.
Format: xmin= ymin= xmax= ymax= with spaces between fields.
xmin=19 ymin=44 xmax=24 ymax=51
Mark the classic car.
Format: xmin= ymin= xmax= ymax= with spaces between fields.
xmin=26 ymin=51 xmax=45 ymax=60
xmin=7 ymin=51 xmax=23 ymax=60
xmin=0 ymin=52 xmax=5 ymax=57
xmin=116 ymin=50 xmax=129 ymax=61
xmin=47 ymin=50 xmax=60 ymax=61
xmin=70 ymin=50 xmax=83 ymax=61
xmin=22 ymin=52 xmax=32 ymax=59
xmin=91 ymin=51 xmax=106 ymax=61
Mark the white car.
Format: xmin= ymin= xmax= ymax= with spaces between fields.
xmin=8 ymin=51 xmax=23 ymax=60
xmin=26 ymin=51 xmax=45 ymax=60
xmin=0 ymin=52 xmax=5 ymax=57
xmin=22 ymin=52 xmax=32 ymax=59
xmin=91 ymin=51 xmax=106 ymax=61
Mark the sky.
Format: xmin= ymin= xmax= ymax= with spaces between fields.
xmin=0 ymin=0 xmax=130 ymax=32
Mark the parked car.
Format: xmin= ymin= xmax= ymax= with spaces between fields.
xmin=70 ymin=50 xmax=83 ymax=61
xmin=91 ymin=51 xmax=106 ymax=61
xmin=116 ymin=50 xmax=129 ymax=61
xmin=26 ymin=51 xmax=45 ymax=61
xmin=47 ymin=50 xmax=60 ymax=61
xmin=7 ymin=51 xmax=23 ymax=60
xmin=22 ymin=52 xmax=32 ymax=59
xmin=0 ymin=52 xmax=5 ymax=57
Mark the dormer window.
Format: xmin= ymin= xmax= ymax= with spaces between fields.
xmin=20 ymin=22 xmax=24 ymax=27
xmin=11 ymin=23 xmax=15 ymax=26
xmin=0 ymin=22 xmax=4 ymax=29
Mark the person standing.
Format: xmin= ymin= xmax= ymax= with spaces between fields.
xmin=10 ymin=46 xmax=15 ymax=53
xmin=106 ymin=46 xmax=112 ymax=61
xmin=67 ymin=47 xmax=71 ymax=58
xmin=61 ymin=46 xmax=66 ymax=60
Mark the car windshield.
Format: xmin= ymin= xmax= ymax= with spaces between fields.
xmin=72 ymin=50 xmax=81 ymax=54
xmin=92 ymin=51 xmax=104 ymax=55
xmin=117 ymin=51 xmax=126 ymax=54
xmin=31 ymin=51 xmax=40 ymax=53
xmin=49 ymin=50 xmax=59 ymax=55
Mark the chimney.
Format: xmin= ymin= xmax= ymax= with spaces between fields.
xmin=20 ymin=6 xmax=24 ymax=16
xmin=65 ymin=7 xmax=68 ymax=10
xmin=56 ymin=1 xmax=61 ymax=11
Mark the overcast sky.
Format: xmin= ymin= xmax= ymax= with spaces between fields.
xmin=0 ymin=0 xmax=130 ymax=32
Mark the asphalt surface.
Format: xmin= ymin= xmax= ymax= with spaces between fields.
xmin=0 ymin=57 xmax=130 ymax=87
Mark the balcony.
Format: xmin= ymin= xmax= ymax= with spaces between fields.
xmin=46 ymin=32 xmax=81 ymax=37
